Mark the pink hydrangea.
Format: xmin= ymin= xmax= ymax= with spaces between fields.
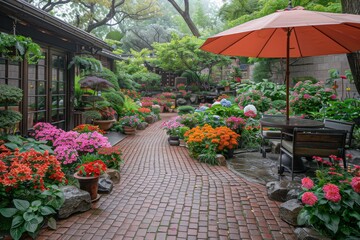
xmin=330 ymin=94 xmax=337 ymax=100
xmin=301 ymin=192 xmax=318 ymax=206
xmin=303 ymin=94 xmax=311 ymax=99
xmin=244 ymin=110 xmax=256 ymax=118
xmin=351 ymin=177 xmax=360 ymax=193
xmin=301 ymin=177 xmax=314 ymax=189
xmin=323 ymin=183 xmax=341 ymax=203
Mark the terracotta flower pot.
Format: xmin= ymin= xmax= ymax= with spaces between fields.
xmin=74 ymin=172 xmax=100 ymax=201
xmin=123 ymin=126 xmax=136 ymax=135
xmin=93 ymin=119 xmax=116 ymax=131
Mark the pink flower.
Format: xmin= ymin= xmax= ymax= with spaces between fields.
xmin=244 ymin=110 xmax=256 ymax=118
xmin=340 ymin=75 xmax=347 ymax=79
xmin=301 ymin=192 xmax=318 ymax=206
xmin=351 ymin=177 xmax=360 ymax=193
xmin=301 ymin=177 xmax=314 ymax=189
xmin=330 ymin=94 xmax=337 ymax=100
xmin=346 ymin=153 xmax=353 ymax=159
xmin=323 ymin=184 xmax=341 ymax=203
xmin=303 ymin=94 xmax=311 ymax=99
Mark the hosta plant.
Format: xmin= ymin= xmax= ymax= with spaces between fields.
xmin=298 ymin=155 xmax=360 ymax=239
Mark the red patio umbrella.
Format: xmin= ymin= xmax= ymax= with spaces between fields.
xmin=200 ymin=4 xmax=360 ymax=120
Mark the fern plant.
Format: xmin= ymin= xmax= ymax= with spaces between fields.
xmin=68 ymin=56 xmax=103 ymax=75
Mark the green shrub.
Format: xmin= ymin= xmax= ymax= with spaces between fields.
xmin=177 ymin=105 xmax=195 ymax=115
xmin=0 ymin=84 xmax=23 ymax=103
xmin=103 ymin=91 xmax=125 ymax=115
xmin=83 ymin=110 xmax=102 ymax=121
xmin=271 ymin=100 xmax=286 ymax=110
xmin=0 ymin=110 xmax=22 ymax=129
xmin=94 ymin=68 xmax=120 ymax=90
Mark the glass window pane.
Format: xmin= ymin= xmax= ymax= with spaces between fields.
xmin=28 ymin=81 xmax=36 ymax=96
xmin=38 ymin=66 xmax=46 ymax=80
xmin=9 ymin=63 xmax=20 ymax=79
xmin=37 ymin=81 xmax=46 ymax=95
xmin=59 ymin=82 xmax=64 ymax=93
xmin=28 ymin=65 xmax=36 ymax=80
xmin=0 ymin=59 xmax=5 ymax=78
xmin=59 ymin=70 xmax=64 ymax=81
xmin=52 ymin=68 xmax=57 ymax=81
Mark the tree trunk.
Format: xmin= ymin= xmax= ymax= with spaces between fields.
xmin=167 ymin=0 xmax=200 ymax=37
xmin=341 ymin=0 xmax=360 ymax=94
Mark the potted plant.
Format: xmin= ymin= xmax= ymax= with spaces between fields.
xmin=119 ymin=115 xmax=141 ymax=135
xmin=160 ymin=117 xmax=184 ymax=146
xmin=0 ymin=84 xmax=23 ymax=135
xmin=219 ymin=79 xmax=231 ymax=91
xmin=74 ymin=160 xmax=107 ymax=201
xmin=0 ymin=32 xmax=43 ymax=64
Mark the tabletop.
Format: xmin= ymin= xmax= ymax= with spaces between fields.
xmin=260 ymin=117 xmax=324 ymax=130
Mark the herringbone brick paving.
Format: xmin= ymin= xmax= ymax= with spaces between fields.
xmin=39 ymin=113 xmax=296 ymax=239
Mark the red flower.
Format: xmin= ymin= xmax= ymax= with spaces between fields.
xmin=323 ymin=184 xmax=341 ymax=203
xmin=301 ymin=177 xmax=314 ymax=189
xmin=77 ymin=160 xmax=107 ymax=177
xmin=301 ymin=192 xmax=318 ymax=206
xmin=351 ymin=177 xmax=360 ymax=193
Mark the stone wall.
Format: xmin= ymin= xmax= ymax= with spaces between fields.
xmin=271 ymin=54 xmax=359 ymax=99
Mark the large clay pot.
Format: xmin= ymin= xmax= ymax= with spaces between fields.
xmin=123 ymin=126 xmax=136 ymax=135
xmin=93 ymin=119 xmax=116 ymax=131
xmin=74 ymin=172 xmax=99 ymax=201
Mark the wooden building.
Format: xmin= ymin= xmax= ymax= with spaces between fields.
xmin=0 ymin=0 xmax=121 ymax=135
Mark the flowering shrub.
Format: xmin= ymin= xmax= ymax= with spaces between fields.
xmin=220 ymin=99 xmax=232 ymax=107
xmin=290 ymin=80 xmax=337 ymax=116
xmin=177 ymin=83 xmax=186 ymax=90
xmin=33 ymin=123 xmax=111 ymax=165
xmin=226 ymin=116 xmax=246 ymax=134
xmin=0 ymin=144 xmax=66 ymax=239
xmin=138 ymin=107 xmax=151 ymax=114
xmin=236 ymin=90 xmax=271 ymax=113
xmin=298 ymin=155 xmax=360 ymax=239
xmin=97 ymin=146 xmax=123 ymax=170
xmin=32 ymin=122 xmax=63 ymax=142
xmin=99 ymin=107 xmax=116 ymax=120
xmin=73 ymin=124 xmax=105 ymax=134
xmin=77 ymin=160 xmax=107 ymax=177
xmin=0 ymin=145 xmax=66 ymax=192
xmin=178 ymin=114 xmax=200 ymax=129
xmin=119 ymin=115 xmax=141 ymax=128
xmin=160 ymin=117 xmax=184 ymax=136
xmin=184 ymin=124 xmax=239 ymax=158
xmin=120 ymin=88 xmax=140 ymax=100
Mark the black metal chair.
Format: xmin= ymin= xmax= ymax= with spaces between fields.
xmin=323 ymin=119 xmax=355 ymax=148
xmin=260 ymin=114 xmax=284 ymax=158
xmin=279 ymin=128 xmax=347 ymax=180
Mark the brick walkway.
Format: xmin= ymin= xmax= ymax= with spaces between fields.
xmin=39 ymin=113 xmax=296 ymax=240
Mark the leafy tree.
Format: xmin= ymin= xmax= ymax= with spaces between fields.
xmin=28 ymin=0 xmax=160 ymax=34
xmin=226 ymin=0 xmax=341 ymax=27
xmin=152 ymin=34 xmax=231 ymax=87
xmin=167 ymin=0 xmax=200 ymax=37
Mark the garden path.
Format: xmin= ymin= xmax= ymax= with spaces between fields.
xmin=39 ymin=113 xmax=296 ymax=240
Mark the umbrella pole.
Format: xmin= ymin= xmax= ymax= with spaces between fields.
xmin=286 ymin=28 xmax=291 ymax=122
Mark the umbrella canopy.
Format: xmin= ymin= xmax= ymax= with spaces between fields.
xmin=200 ymin=6 xmax=360 ymax=120
xmin=79 ymin=76 xmax=114 ymax=92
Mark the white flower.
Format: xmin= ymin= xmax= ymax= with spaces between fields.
xmin=244 ymin=104 xmax=257 ymax=114
xmin=212 ymin=101 xmax=221 ymax=107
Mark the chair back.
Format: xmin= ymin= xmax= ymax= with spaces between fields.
xmin=293 ymin=128 xmax=347 ymax=158
xmin=323 ymin=119 xmax=355 ymax=147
